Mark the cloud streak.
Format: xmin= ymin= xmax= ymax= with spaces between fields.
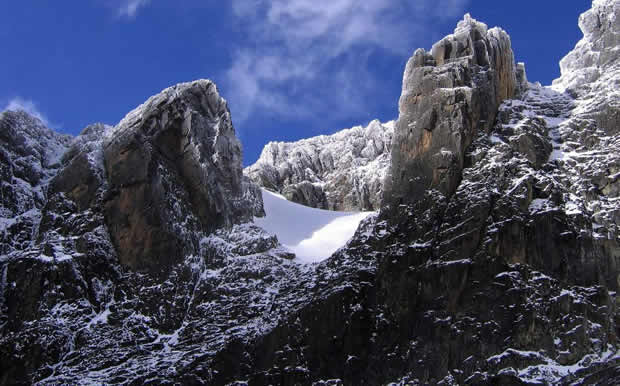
xmin=117 ymin=0 xmax=151 ymax=18
xmin=3 ymin=97 xmax=55 ymax=128
xmin=225 ymin=0 xmax=469 ymax=125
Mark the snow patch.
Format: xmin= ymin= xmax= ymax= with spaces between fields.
xmin=254 ymin=189 xmax=373 ymax=263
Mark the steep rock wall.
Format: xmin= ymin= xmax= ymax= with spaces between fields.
xmin=385 ymin=14 xmax=522 ymax=208
xmin=0 ymin=111 xmax=72 ymax=255
xmin=102 ymin=80 xmax=259 ymax=274
xmin=246 ymin=120 xmax=394 ymax=211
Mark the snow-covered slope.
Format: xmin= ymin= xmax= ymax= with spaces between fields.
xmin=245 ymin=119 xmax=394 ymax=211
xmin=255 ymin=189 xmax=373 ymax=263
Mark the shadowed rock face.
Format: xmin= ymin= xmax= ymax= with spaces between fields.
xmin=101 ymin=80 xmax=258 ymax=274
xmin=49 ymin=123 xmax=109 ymax=212
xmin=0 ymin=111 xmax=72 ymax=254
xmin=227 ymin=7 xmax=619 ymax=385
xmin=385 ymin=14 xmax=522 ymax=209
xmin=40 ymin=80 xmax=263 ymax=277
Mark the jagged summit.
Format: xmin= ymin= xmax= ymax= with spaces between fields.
xmin=384 ymin=10 xmax=522 ymax=209
xmin=554 ymin=0 xmax=619 ymax=92
xmin=104 ymin=79 xmax=265 ymax=273
xmin=0 ymin=110 xmax=72 ymax=254
xmin=455 ymin=13 xmax=487 ymax=34
xmin=245 ymin=119 xmax=394 ymax=211
xmin=1 ymin=1 xmax=619 ymax=385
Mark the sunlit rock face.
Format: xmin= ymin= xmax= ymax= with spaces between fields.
xmin=246 ymin=119 xmax=394 ymax=211
xmin=384 ymin=14 xmax=521 ymax=209
xmin=554 ymin=0 xmax=620 ymax=94
xmin=1 ymin=2 xmax=620 ymax=385
xmin=241 ymin=5 xmax=620 ymax=385
xmin=553 ymin=0 xmax=620 ymax=137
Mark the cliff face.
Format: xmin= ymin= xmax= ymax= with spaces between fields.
xmin=101 ymin=80 xmax=262 ymax=274
xmin=385 ymin=14 xmax=526 ymax=209
xmin=1 ymin=1 xmax=619 ymax=385
xmin=0 ymin=111 xmax=72 ymax=255
xmin=246 ymin=119 xmax=394 ymax=211
xmin=0 ymin=80 xmax=275 ymax=384
xmin=236 ymin=4 xmax=620 ymax=384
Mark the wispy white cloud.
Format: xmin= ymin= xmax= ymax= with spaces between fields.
xmin=2 ymin=97 xmax=55 ymax=127
xmin=117 ymin=0 xmax=151 ymax=18
xmin=225 ymin=0 xmax=469 ymax=125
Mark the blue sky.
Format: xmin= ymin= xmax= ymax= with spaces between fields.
xmin=1 ymin=1 xmax=592 ymax=165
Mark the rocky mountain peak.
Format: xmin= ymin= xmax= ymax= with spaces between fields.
xmin=2 ymin=1 xmax=620 ymax=385
xmin=98 ymin=79 xmax=262 ymax=274
xmin=454 ymin=13 xmax=488 ymax=34
xmin=0 ymin=110 xmax=72 ymax=254
xmin=106 ymin=79 xmax=243 ymax=201
xmin=554 ymin=0 xmax=619 ymax=93
xmin=384 ymin=13 xmax=521 ymax=209
xmin=245 ymin=119 xmax=394 ymax=211
xmin=0 ymin=110 xmax=72 ymax=176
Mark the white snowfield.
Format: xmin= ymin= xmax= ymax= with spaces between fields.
xmin=254 ymin=189 xmax=373 ymax=263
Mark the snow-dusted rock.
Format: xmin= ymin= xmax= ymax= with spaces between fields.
xmin=0 ymin=110 xmax=71 ymax=254
xmin=385 ymin=13 xmax=521 ymax=209
xmin=245 ymin=5 xmax=620 ymax=385
xmin=554 ymin=0 xmax=620 ymax=93
xmin=246 ymin=119 xmax=394 ymax=211
xmin=1 ymin=2 xmax=619 ymax=385
xmin=553 ymin=0 xmax=620 ymax=137
xmin=103 ymin=80 xmax=263 ymax=274
xmin=0 ymin=82 xmax=276 ymax=384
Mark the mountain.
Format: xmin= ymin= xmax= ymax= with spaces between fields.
xmin=0 ymin=111 xmax=72 ymax=255
xmin=1 ymin=0 xmax=619 ymax=385
xmin=245 ymin=119 xmax=394 ymax=211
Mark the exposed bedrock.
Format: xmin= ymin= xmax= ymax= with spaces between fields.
xmin=246 ymin=120 xmax=394 ymax=211
xmin=44 ymin=80 xmax=264 ymax=276
xmin=102 ymin=80 xmax=245 ymax=274
xmin=0 ymin=111 xmax=72 ymax=254
xmin=553 ymin=0 xmax=620 ymax=135
xmin=384 ymin=14 xmax=522 ymax=209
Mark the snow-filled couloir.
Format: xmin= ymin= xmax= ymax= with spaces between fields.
xmin=254 ymin=189 xmax=373 ymax=263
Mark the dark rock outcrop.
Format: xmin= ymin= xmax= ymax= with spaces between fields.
xmin=1 ymin=2 xmax=619 ymax=385
xmin=246 ymin=120 xmax=394 ymax=211
xmin=220 ymin=5 xmax=620 ymax=385
xmin=0 ymin=111 xmax=72 ymax=255
xmin=0 ymin=80 xmax=271 ymax=384
xmin=102 ymin=80 xmax=260 ymax=274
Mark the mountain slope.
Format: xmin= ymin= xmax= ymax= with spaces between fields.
xmin=222 ymin=4 xmax=620 ymax=385
xmin=246 ymin=119 xmax=394 ymax=211
xmin=0 ymin=1 xmax=618 ymax=385
xmin=0 ymin=80 xmax=279 ymax=384
xmin=0 ymin=111 xmax=72 ymax=255
xmin=255 ymin=189 xmax=373 ymax=262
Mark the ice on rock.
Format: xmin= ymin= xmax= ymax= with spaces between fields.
xmin=246 ymin=119 xmax=394 ymax=211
